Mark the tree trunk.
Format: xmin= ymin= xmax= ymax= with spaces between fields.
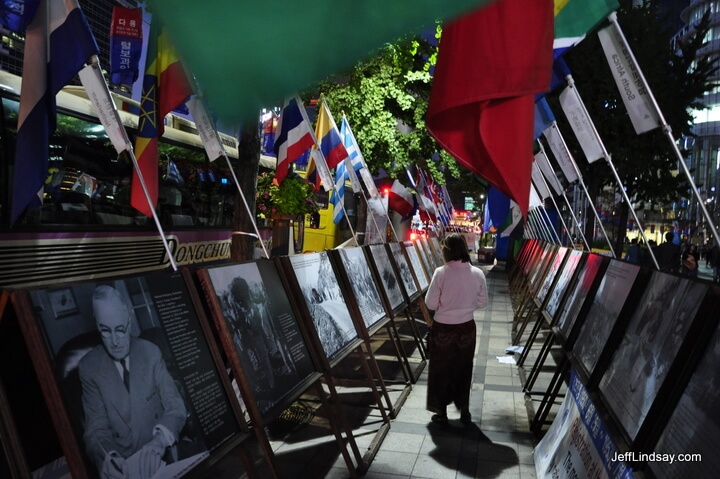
xmin=231 ymin=123 xmax=261 ymax=262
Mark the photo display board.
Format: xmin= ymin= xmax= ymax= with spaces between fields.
xmin=402 ymin=241 xmax=429 ymax=291
xmin=545 ymin=250 xmax=584 ymax=320
xmin=536 ymin=247 xmax=570 ymax=305
xmin=528 ymin=244 xmax=558 ymax=295
xmin=200 ymin=259 xmax=317 ymax=420
xmin=388 ymin=242 xmax=419 ymax=301
xmin=648 ymin=288 xmax=720 ymax=478
xmin=333 ymin=247 xmax=387 ymax=333
xmin=520 ymin=240 xmax=541 ymax=277
xmin=598 ymin=273 xmax=709 ymax=444
xmin=367 ymin=244 xmax=406 ymax=314
xmin=571 ymin=260 xmax=642 ymax=378
xmin=19 ymin=271 xmax=243 ymax=479
xmin=284 ymin=251 xmax=360 ymax=363
xmin=415 ymin=239 xmax=435 ymax=279
xmin=420 ymin=238 xmax=440 ymax=271
xmin=430 ymin=237 xmax=443 ymax=264
xmin=554 ymin=254 xmax=607 ymax=343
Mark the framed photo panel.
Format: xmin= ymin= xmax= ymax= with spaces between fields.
xmin=11 ymin=271 xmax=245 ymax=479
xmin=571 ymin=260 xmax=646 ymax=381
xmin=198 ymin=259 xmax=319 ymax=422
xmin=331 ymin=247 xmax=388 ymax=334
xmin=646 ymin=288 xmax=720 ymax=478
xmin=366 ymin=244 xmax=406 ymax=315
xmin=281 ymin=252 xmax=360 ymax=364
xmin=535 ymin=247 xmax=570 ymax=306
xmin=402 ymin=241 xmax=429 ymax=291
xmin=544 ymin=249 xmax=584 ymax=320
xmin=597 ymin=273 xmax=709 ymax=445
xmin=387 ymin=242 xmax=419 ymax=302
xmin=554 ymin=253 xmax=608 ymax=344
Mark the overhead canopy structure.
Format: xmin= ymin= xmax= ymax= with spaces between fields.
xmin=152 ymin=0 xmax=495 ymax=123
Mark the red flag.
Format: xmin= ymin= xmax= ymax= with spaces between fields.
xmin=131 ymin=17 xmax=192 ymax=216
xmin=427 ymin=0 xmax=553 ymax=216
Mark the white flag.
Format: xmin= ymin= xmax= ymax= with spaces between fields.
xmin=78 ymin=63 xmax=130 ymax=154
xmin=529 ymin=184 xmax=543 ymax=209
xmin=543 ymin=123 xmax=578 ymax=184
xmin=534 ymin=150 xmax=563 ymax=196
xmin=186 ymin=97 xmax=226 ymax=162
xmin=559 ymin=85 xmax=604 ymax=164
xmin=531 ymin=162 xmax=551 ymax=199
xmin=598 ymin=23 xmax=660 ymax=135
xmin=359 ymin=167 xmax=379 ymax=198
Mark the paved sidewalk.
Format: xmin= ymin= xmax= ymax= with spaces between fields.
xmin=353 ymin=263 xmax=537 ymax=479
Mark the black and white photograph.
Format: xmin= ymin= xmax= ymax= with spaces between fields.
xmin=403 ymin=241 xmax=429 ymax=290
xmin=528 ymin=245 xmax=557 ymax=294
xmin=336 ymin=247 xmax=386 ymax=331
xmin=555 ymin=254 xmax=606 ymax=340
xmin=598 ymin=273 xmax=708 ymax=442
xmin=536 ymin=247 xmax=569 ymax=305
xmin=573 ymin=260 xmax=641 ymax=377
xmin=205 ymin=260 xmax=316 ymax=417
xmin=417 ymin=239 xmax=437 ymax=275
xmin=389 ymin=242 xmax=419 ymax=300
xmin=30 ymin=272 xmax=241 ymax=479
xmin=650 ymin=307 xmax=720 ymax=479
xmin=420 ymin=238 xmax=439 ymax=272
xmin=430 ymin=237 xmax=443 ymax=263
xmin=368 ymin=244 xmax=405 ymax=312
xmin=545 ymin=250 xmax=583 ymax=319
xmin=288 ymin=252 xmax=358 ymax=361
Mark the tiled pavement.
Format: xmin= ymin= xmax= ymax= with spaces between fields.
xmin=341 ymin=263 xmax=538 ymax=479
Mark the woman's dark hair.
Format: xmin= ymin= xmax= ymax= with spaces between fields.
xmin=442 ymin=234 xmax=471 ymax=263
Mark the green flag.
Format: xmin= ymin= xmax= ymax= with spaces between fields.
xmin=153 ymin=0 xmax=495 ymax=122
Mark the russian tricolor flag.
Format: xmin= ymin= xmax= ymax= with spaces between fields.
xmin=273 ymin=96 xmax=315 ymax=184
xmin=11 ymin=0 xmax=98 ymax=223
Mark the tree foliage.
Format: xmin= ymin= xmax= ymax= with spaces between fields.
xmin=308 ymin=29 xmax=461 ymax=186
xmin=548 ymin=0 xmax=716 ymax=254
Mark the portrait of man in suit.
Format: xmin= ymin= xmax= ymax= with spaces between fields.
xmin=78 ymin=285 xmax=187 ymax=479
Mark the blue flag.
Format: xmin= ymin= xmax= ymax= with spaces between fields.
xmin=11 ymin=0 xmax=98 ymax=223
xmin=0 ymin=0 xmax=40 ymax=32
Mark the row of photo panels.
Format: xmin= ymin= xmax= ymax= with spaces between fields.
xmin=509 ymin=239 xmax=720 ymax=478
xmin=0 ymin=238 xmax=444 ymax=479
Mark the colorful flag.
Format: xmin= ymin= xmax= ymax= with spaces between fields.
xmin=553 ymin=0 xmax=618 ymax=57
xmin=388 ymin=179 xmax=416 ymax=218
xmin=274 ymin=96 xmax=315 ymax=184
xmin=166 ymin=158 xmax=184 ymax=185
xmin=340 ymin=115 xmax=364 ymax=193
xmin=0 ymin=0 xmax=40 ymax=32
xmin=330 ymin=161 xmax=347 ymax=225
xmin=427 ymin=0 xmax=554 ymax=217
xmin=559 ymin=84 xmax=604 ymax=163
xmin=11 ymin=0 xmax=98 ymax=224
xmin=109 ymin=6 xmax=143 ymax=87
xmin=534 ymin=97 xmax=555 ymax=140
xmin=152 ymin=0 xmax=494 ymax=122
xmin=261 ymin=111 xmax=278 ymax=155
xmin=131 ymin=15 xmax=193 ymax=217
xmin=598 ymin=22 xmax=661 ymax=135
xmin=315 ymin=98 xmax=348 ymax=171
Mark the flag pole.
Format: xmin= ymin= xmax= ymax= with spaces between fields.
xmin=531 ymin=208 xmax=554 ymax=243
xmin=79 ymin=57 xmax=179 ymax=271
xmin=607 ymin=12 xmax=720 ymax=247
xmin=539 ymin=204 xmax=562 ymax=244
xmin=537 ymin=141 xmax=590 ymax=252
xmin=549 ymin=122 xmax=615 ymax=256
xmin=565 ymin=76 xmax=659 ymax=269
xmin=183 ymin=79 xmax=270 ymax=259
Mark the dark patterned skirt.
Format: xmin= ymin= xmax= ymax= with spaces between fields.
xmin=426 ymin=319 xmax=476 ymax=413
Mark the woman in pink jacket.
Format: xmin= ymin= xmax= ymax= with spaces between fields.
xmin=424 ymin=234 xmax=488 ymax=425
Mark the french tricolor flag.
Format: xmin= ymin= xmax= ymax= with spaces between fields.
xmin=273 ymin=96 xmax=316 ymax=184
xmin=11 ymin=0 xmax=98 ymax=223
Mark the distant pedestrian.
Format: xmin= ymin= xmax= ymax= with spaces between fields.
xmin=653 ymin=231 xmax=681 ymax=274
xmin=681 ymin=244 xmax=700 ymax=278
xmin=624 ymin=238 xmax=641 ymax=264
